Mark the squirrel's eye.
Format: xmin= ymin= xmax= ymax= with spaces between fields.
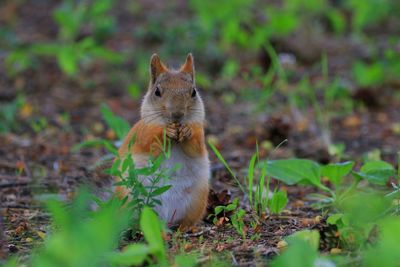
xmin=155 ymin=86 xmax=161 ymax=97
xmin=191 ymin=88 xmax=197 ymax=98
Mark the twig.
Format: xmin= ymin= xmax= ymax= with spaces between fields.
xmin=0 ymin=160 xmax=17 ymax=169
xmin=22 ymin=156 xmax=33 ymax=180
xmin=183 ymin=227 xmax=212 ymax=238
xmin=0 ymin=204 xmax=41 ymax=209
xmin=0 ymin=182 xmax=30 ymax=189
xmin=0 ymin=174 xmax=31 ymax=181
xmin=231 ymin=252 xmax=238 ymax=266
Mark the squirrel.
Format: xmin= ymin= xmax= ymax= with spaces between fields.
xmin=116 ymin=53 xmax=210 ymax=230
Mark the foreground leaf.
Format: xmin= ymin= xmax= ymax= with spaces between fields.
xmin=321 ymin=161 xmax=355 ymax=187
xmin=354 ymin=160 xmax=395 ymax=185
xmin=266 ymin=159 xmax=321 ymax=186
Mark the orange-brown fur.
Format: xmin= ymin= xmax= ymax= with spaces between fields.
xmin=180 ymin=123 xmax=207 ymax=157
xmin=118 ymin=120 xmax=165 ymax=157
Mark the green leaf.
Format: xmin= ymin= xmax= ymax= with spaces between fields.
xmin=339 ymin=191 xmax=391 ymax=225
xmin=269 ymin=190 xmax=288 ymax=214
xmin=355 ymin=160 xmax=395 ymax=185
xmin=226 ymin=198 xmax=239 ymax=211
xmin=353 ymin=61 xmax=385 ymax=87
xmin=327 ymin=213 xmax=343 ymax=225
xmin=72 ymin=139 xmax=118 ymax=155
xmin=286 ymin=230 xmax=320 ymax=251
xmin=107 ymin=244 xmax=149 ymax=266
xmin=150 ymin=185 xmax=172 ymax=197
xmin=214 ymin=206 xmax=225 ymax=215
xmin=266 ymin=159 xmax=321 ymax=186
xmin=174 ymin=254 xmax=197 ymax=267
xmin=100 ymin=104 xmax=130 ymax=140
xmin=57 ymin=46 xmax=78 ymax=75
xmin=140 ymin=207 xmax=167 ymax=264
xmin=327 ymin=213 xmax=349 ymax=228
xmin=90 ymin=46 xmax=124 ymax=63
xmin=128 ymin=84 xmax=141 ymax=99
xmin=321 ymin=161 xmax=354 ymax=186
xmin=247 ymin=154 xmax=257 ymax=205
xmin=271 ymin=238 xmax=318 ymax=267
xmin=208 ymin=142 xmax=246 ymax=194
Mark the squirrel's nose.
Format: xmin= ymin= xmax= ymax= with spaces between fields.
xmin=171 ymin=111 xmax=184 ymax=122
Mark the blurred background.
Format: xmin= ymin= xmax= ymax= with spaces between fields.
xmin=0 ymin=0 xmax=400 ymax=173
xmin=1 ymin=0 xmax=400 ymax=173
xmin=1 ymin=0 xmax=400 ymax=260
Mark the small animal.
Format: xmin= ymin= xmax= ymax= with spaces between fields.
xmin=116 ymin=53 xmax=210 ymax=229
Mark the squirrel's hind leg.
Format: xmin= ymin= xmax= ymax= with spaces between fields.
xmin=178 ymin=182 xmax=209 ymax=231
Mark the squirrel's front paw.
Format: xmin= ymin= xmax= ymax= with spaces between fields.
xmin=178 ymin=125 xmax=192 ymax=142
xmin=166 ymin=123 xmax=179 ymax=141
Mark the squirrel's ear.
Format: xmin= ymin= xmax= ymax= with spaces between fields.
xmin=180 ymin=53 xmax=195 ymax=83
xmin=150 ymin=53 xmax=167 ymax=84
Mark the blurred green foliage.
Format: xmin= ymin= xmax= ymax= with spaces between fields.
xmin=4 ymin=189 xmax=188 ymax=267
xmin=0 ymin=95 xmax=25 ymax=133
xmin=5 ymin=0 xmax=122 ymax=76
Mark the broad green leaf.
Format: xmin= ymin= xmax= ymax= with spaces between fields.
xmin=355 ymin=160 xmax=395 ymax=185
xmin=339 ymin=191 xmax=391 ymax=225
xmin=269 ymin=190 xmax=288 ymax=214
xmin=266 ymin=159 xmax=321 ymax=186
xmin=364 ymin=217 xmax=400 ymax=267
xmin=271 ymin=238 xmax=318 ymax=267
xmin=286 ymin=230 xmax=320 ymax=251
xmin=321 ymin=161 xmax=354 ymax=186
xmin=226 ymin=198 xmax=239 ymax=211
xmin=327 ymin=213 xmax=343 ymax=225
xmin=327 ymin=213 xmax=349 ymax=227
xmin=107 ymin=244 xmax=149 ymax=266
xmin=214 ymin=206 xmax=224 ymax=215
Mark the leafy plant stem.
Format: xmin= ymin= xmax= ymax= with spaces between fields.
xmin=208 ymin=141 xmax=247 ymax=195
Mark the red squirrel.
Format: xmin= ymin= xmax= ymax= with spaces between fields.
xmin=116 ymin=53 xmax=210 ymax=229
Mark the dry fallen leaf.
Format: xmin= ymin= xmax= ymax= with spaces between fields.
xmin=36 ymin=231 xmax=46 ymax=240
xmin=343 ymin=115 xmax=361 ymax=127
xmin=299 ymin=218 xmax=317 ymax=227
xmin=183 ymin=243 xmax=192 ymax=252
xmin=314 ymin=215 xmax=322 ymax=223
xmin=276 ymin=240 xmax=288 ymax=252
xmin=216 ymin=243 xmax=226 ymax=252
xmin=330 ymin=248 xmax=342 ymax=254
xmin=19 ymin=102 xmax=33 ymax=118
xmin=106 ymin=129 xmax=116 ymax=140
xmin=391 ymin=123 xmax=400 ymax=135
xmin=15 ymin=160 xmax=25 ymax=173
xmin=15 ymin=222 xmax=28 ymax=236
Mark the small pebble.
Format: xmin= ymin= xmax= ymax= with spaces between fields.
xmin=8 ymin=244 xmax=18 ymax=253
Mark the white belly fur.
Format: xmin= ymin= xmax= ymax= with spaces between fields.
xmin=133 ymin=145 xmax=210 ymax=225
